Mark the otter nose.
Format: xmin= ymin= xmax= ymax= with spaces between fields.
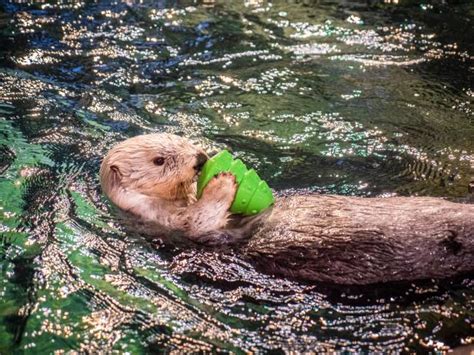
xmin=194 ymin=152 xmax=208 ymax=171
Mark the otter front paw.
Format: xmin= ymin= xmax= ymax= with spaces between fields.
xmin=201 ymin=172 xmax=237 ymax=208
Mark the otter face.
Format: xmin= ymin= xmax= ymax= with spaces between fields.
xmin=100 ymin=133 xmax=208 ymax=202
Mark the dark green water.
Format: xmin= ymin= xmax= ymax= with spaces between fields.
xmin=0 ymin=0 xmax=473 ymax=352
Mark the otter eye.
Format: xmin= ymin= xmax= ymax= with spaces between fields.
xmin=153 ymin=157 xmax=165 ymax=166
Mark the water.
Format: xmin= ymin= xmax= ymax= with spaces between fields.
xmin=0 ymin=0 xmax=473 ymax=352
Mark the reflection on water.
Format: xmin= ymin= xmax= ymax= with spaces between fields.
xmin=0 ymin=0 xmax=473 ymax=352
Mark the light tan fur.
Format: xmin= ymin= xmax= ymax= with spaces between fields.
xmin=100 ymin=133 xmax=238 ymax=241
xmin=101 ymin=133 xmax=474 ymax=284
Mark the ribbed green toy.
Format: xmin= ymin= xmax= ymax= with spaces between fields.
xmin=196 ymin=150 xmax=274 ymax=215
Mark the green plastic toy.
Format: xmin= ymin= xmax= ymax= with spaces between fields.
xmin=196 ymin=150 xmax=275 ymax=215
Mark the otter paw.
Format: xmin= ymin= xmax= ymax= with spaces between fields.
xmin=202 ymin=172 xmax=237 ymax=206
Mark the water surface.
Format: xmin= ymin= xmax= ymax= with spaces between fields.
xmin=0 ymin=0 xmax=473 ymax=352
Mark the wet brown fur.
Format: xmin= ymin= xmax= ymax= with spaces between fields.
xmin=100 ymin=133 xmax=474 ymax=284
xmin=244 ymin=195 xmax=474 ymax=284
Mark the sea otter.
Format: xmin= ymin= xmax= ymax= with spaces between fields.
xmin=100 ymin=133 xmax=474 ymax=284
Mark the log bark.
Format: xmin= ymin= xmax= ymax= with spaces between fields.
xmin=243 ymin=195 xmax=474 ymax=285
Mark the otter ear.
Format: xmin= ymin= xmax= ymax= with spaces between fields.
xmin=109 ymin=164 xmax=122 ymax=188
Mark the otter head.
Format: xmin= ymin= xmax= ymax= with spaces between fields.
xmin=100 ymin=134 xmax=208 ymax=208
